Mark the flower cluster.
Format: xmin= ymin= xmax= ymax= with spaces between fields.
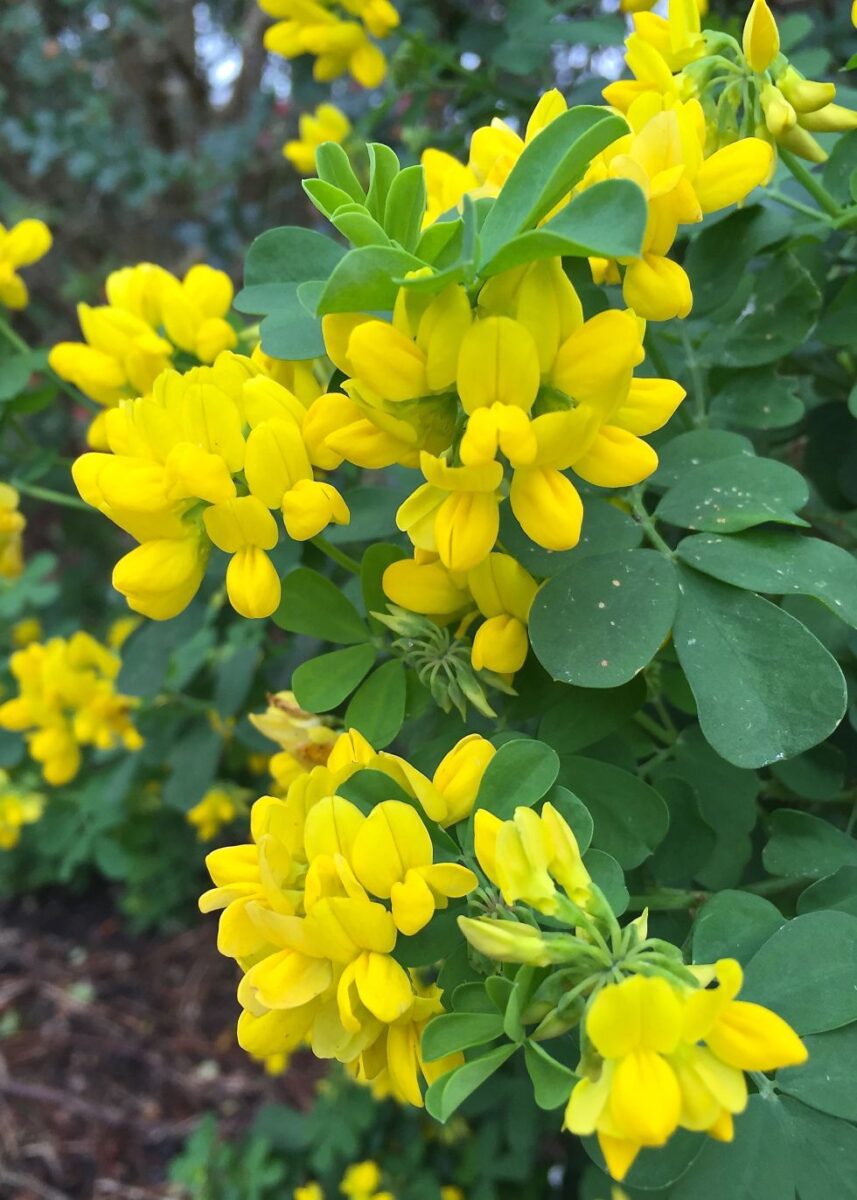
xmin=0 ymin=218 xmax=52 ymax=309
xmin=0 ymin=483 xmax=25 ymax=579
xmin=72 ymin=351 xmax=350 ymax=620
xmin=458 ymin=804 xmax=807 ymax=1182
xmin=0 ymin=632 xmax=143 ymax=785
xmin=50 ymin=261 xmax=238 ymax=448
xmin=610 ymin=0 xmax=857 ymax=168
xmin=295 ymin=1159 xmax=403 ymax=1200
xmin=0 ymin=769 xmax=45 ymax=850
xmin=200 ymin=728 xmax=494 ymax=1100
xmin=187 ymin=786 xmax=245 ymax=841
xmin=260 ymin=0 xmax=399 ymax=89
xmin=422 ymin=85 xmax=773 ymax=321
xmin=317 ymin=257 xmax=684 ymax=578
xmin=285 ymin=102 xmax=351 ymax=174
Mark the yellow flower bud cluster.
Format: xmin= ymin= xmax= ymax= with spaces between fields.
xmin=200 ymin=727 xmax=495 ymax=1101
xmin=0 ymin=218 xmax=52 ymax=310
xmin=71 ymin=351 xmax=351 ymax=621
xmin=285 ymin=102 xmax=351 ymax=174
xmin=317 ymin=258 xmax=684 ymax=607
xmin=295 ymin=1160 xmax=399 ymax=1200
xmin=0 ymin=483 xmax=26 ymax=579
xmin=0 ymin=769 xmax=45 ymax=850
xmin=610 ymin=0 xmax=857 ymax=168
xmin=422 ymin=87 xmax=773 ymax=322
xmin=249 ymin=690 xmax=338 ymax=792
xmin=49 ymin=262 xmax=238 ymax=448
xmin=260 ymin=0 xmax=399 ymax=90
xmin=0 ymin=632 xmax=143 ymax=786
xmin=566 ymin=963 xmax=807 ymax=1181
xmin=186 ymin=786 xmax=244 ymax=841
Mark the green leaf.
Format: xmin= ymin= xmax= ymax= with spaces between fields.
xmin=763 ymin=810 xmax=857 ymax=880
xmin=583 ymin=848 xmax=629 ymax=915
xmin=317 ymin=246 xmax=425 ymax=314
xmin=541 ymin=785 xmax=594 ymax=853
xmin=798 ymin=867 xmax=857 ymax=918
xmin=384 ymin=165 xmax=427 ymax=253
xmin=329 ymin=206 xmax=393 ymax=248
xmin=425 ymin=1043 xmax=518 ymax=1122
xmin=361 ymin=542 xmax=405 ymax=630
xmin=524 ymin=1042 xmax=576 ymax=1110
xmin=303 ymin=178 xmax=358 ymax=220
xmin=670 ymin=1096 xmax=791 ymax=1200
xmin=163 ymin=723 xmax=222 ymax=810
xmin=337 ymin=767 xmax=411 ymax=813
xmin=672 ymin=567 xmax=847 ymax=769
xmin=365 ymin=142 xmax=401 ymax=222
xmin=315 ymin=142 xmax=364 ymax=203
xmin=258 ymin=305 xmax=325 ymax=360
xmin=478 ymin=107 xmax=627 ymax=264
xmin=344 ymin=659 xmax=407 ymax=748
xmin=474 ymin=738 xmax=560 ymax=820
xmin=292 ymin=644 xmax=377 ymax=713
xmin=243 ymin=226 xmax=346 ymax=287
xmin=658 ymin=456 xmax=809 ymax=534
xmin=692 ymin=891 xmax=786 ymax=966
xmin=0 ymin=353 xmax=33 ymax=402
xmin=685 ymin=204 xmax=790 ymax=315
xmin=479 ymin=178 xmax=646 ymax=275
xmin=697 ymin=254 xmax=821 ymax=368
xmin=530 ymin=550 xmax=678 ymax=688
xmin=742 ymin=911 xmax=857 ymax=1033
xmin=274 ymin=568 xmax=370 ymax=644
xmin=818 ymin=271 xmax=857 ymax=346
xmin=538 ymin=677 xmax=647 ymax=755
xmin=778 ymin=1025 xmax=857 ymax=1122
xmin=651 ymin=429 xmax=755 ymax=491
xmin=677 ymin=531 xmax=857 ymax=629
xmin=648 ymin=777 xmax=716 ymax=888
xmin=709 ymin=368 xmax=804 ymax=430
xmin=586 ymin=1129 xmax=703 ymax=1190
xmin=421 ymin=1012 xmax=506 ymax=1062
xmin=779 ymin=1097 xmax=857 ymax=1200
xmin=394 ymin=906 xmax=463 ymax=968
xmin=558 ymin=757 xmax=669 ymax=869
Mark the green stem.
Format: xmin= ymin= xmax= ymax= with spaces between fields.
xmin=780 ymin=149 xmax=843 ymax=219
xmin=311 ymin=535 xmax=361 ymax=575
xmin=630 ymin=486 xmax=674 ymax=558
xmin=634 ymin=711 xmax=674 ymax=746
xmin=679 ymin=326 xmax=708 ymax=427
xmin=10 ymin=481 xmax=91 ymax=512
xmin=0 ymin=313 xmax=97 ymax=411
xmin=627 ymin=888 xmax=710 ymax=912
xmin=0 ymin=314 xmax=29 ymax=354
xmin=766 ymin=188 xmax=831 ymax=222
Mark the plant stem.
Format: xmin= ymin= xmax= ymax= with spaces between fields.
xmin=0 ymin=313 xmax=97 ymax=411
xmin=766 ymin=188 xmax=832 ymax=222
xmin=0 ymin=314 xmax=29 ymax=355
xmin=311 ymin=535 xmax=361 ymax=575
xmin=630 ymin=486 xmax=674 ymax=558
xmin=627 ymin=888 xmax=710 ymax=912
xmin=780 ymin=149 xmax=843 ymax=219
xmin=11 ymin=481 xmax=91 ymax=512
xmin=634 ymin=711 xmax=674 ymax=746
xmin=679 ymin=326 xmax=708 ymax=427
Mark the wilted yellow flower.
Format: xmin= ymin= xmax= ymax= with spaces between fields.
xmin=0 ymin=218 xmax=52 ymax=309
xmin=285 ymin=103 xmax=351 ymax=173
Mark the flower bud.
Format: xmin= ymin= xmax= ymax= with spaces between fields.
xmin=743 ymin=0 xmax=779 ymax=74
xmin=457 ymin=916 xmax=552 ymax=965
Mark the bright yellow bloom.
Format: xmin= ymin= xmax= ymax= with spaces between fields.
xmin=0 ymin=483 xmax=26 ymax=579
xmin=0 ymin=633 xmax=142 ymax=785
xmin=72 ymin=352 xmax=349 ymax=620
xmin=285 ymin=103 xmax=351 ymax=173
xmin=565 ymin=962 xmax=807 ymax=1181
xmin=158 ymin=264 xmax=238 ymax=362
xmin=378 ymin=733 xmax=496 ymax=827
xmin=261 ymin=0 xmax=390 ymax=88
xmin=475 ymin=802 xmax=591 ymax=915
xmin=295 ymin=1183 xmax=324 ymax=1200
xmin=340 ymin=1162 xmax=382 ymax=1199
xmin=743 ymin=0 xmax=779 ymax=74
xmin=187 ymin=787 xmax=240 ymax=841
xmin=0 ymin=770 xmax=45 ymax=850
xmin=0 ymin=218 xmax=52 ymax=309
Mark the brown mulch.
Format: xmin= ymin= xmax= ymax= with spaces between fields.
xmin=0 ymin=888 xmax=321 ymax=1200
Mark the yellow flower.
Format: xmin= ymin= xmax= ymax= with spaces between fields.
xmin=285 ymin=103 xmax=351 ymax=174
xmin=743 ymin=0 xmax=780 ymax=74
xmin=0 ymin=483 xmax=26 ymax=579
xmin=397 ymin=454 xmax=503 ymax=573
xmin=295 ymin=1183 xmax=324 ymax=1200
xmin=340 ymin=1162 xmax=382 ymax=1199
xmin=187 ymin=787 xmax=240 ymax=841
xmin=0 ymin=770 xmax=45 ymax=850
xmin=12 ymin=618 xmax=42 ymax=648
xmin=467 ymin=554 xmax=539 ymax=675
xmin=378 ymin=733 xmax=495 ymax=827
xmin=0 ymin=633 xmax=142 ymax=786
xmin=457 ymin=915 xmax=552 ymax=966
xmin=261 ymin=0 xmax=389 ymax=89
xmin=158 ymin=264 xmax=238 ymax=363
xmin=0 ymin=218 xmax=52 ymax=309
xmin=107 ymin=615 xmax=142 ymax=650
xmin=475 ymin=802 xmax=591 ymax=915
xmin=249 ymin=691 xmax=337 ymax=788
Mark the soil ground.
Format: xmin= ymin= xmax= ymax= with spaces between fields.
xmin=0 ymin=888 xmax=318 ymax=1200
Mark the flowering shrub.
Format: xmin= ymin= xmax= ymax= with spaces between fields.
xmin=3 ymin=1 xmax=857 ymax=1196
